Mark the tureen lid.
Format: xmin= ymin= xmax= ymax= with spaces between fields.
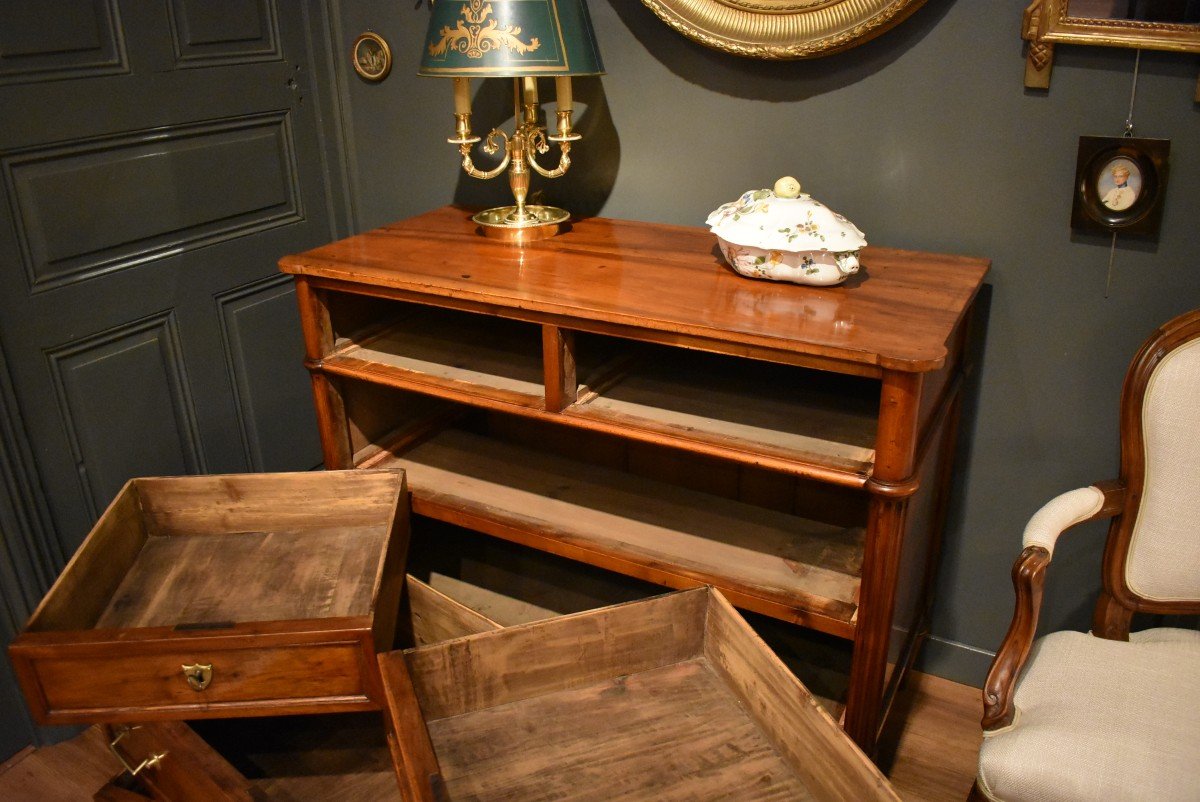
xmin=706 ymin=177 xmax=867 ymax=253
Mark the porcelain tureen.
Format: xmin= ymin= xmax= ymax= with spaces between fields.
xmin=706 ymin=177 xmax=867 ymax=287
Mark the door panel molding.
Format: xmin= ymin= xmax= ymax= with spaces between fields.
xmin=4 ymin=112 xmax=304 ymax=294
xmin=0 ymin=348 xmax=60 ymax=611
xmin=216 ymin=274 xmax=321 ymax=472
xmin=0 ymin=0 xmax=351 ymax=759
xmin=167 ymin=0 xmax=283 ymax=68
xmin=0 ymin=0 xmax=127 ymax=86
xmin=45 ymin=312 xmax=207 ymax=521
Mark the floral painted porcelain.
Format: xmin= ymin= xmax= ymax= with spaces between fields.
xmin=706 ymin=177 xmax=867 ymax=286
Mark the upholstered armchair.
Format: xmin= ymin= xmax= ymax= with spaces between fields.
xmin=973 ymin=309 xmax=1200 ymax=802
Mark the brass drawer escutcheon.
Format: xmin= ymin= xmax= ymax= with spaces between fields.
xmin=181 ymin=662 xmax=213 ymax=691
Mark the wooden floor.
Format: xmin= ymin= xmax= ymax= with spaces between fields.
xmin=0 ymin=670 xmax=981 ymax=802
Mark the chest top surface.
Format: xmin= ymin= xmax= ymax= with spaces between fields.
xmin=279 ymin=206 xmax=989 ymax=372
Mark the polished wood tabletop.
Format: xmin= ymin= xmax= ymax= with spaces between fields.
xmin=279 ymin=206 xmax=989 ymax=372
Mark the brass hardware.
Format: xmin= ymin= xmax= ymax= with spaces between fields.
xmin=182 ymin=662 xmax=213 ymax=691
xmin=448 ymin=76 xmax=580 ymax=236
xmin=109 ymin=726 xmax=167 ymax=777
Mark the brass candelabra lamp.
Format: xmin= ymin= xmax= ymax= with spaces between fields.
xmin=419 ymin=0 xmax=604 ymax=240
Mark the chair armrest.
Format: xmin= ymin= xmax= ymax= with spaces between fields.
xmin=1021 ymin=485 xmax=1104 ymax=555
xmin=981 ymin=482 xmax=1126 ymax=731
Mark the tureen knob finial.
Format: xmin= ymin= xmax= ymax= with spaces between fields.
xmin=773 ymin=176 xmax=801 ymax=199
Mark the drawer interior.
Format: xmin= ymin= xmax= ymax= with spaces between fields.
xmin=388 ymin=588 xmax=890 ymax=801
xmin=24 ymin=471 xmax=404 ymax=633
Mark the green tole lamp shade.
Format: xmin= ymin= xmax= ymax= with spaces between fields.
xmin=419 ymin=0 xmax=604 ymax=77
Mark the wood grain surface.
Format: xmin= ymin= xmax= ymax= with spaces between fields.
xmin=331 ymin=308 xmax=546 ymax=403
xmin=704 ymin=592 xmax=897 ymax=800
xmin=385 ymin=429 xmax=864 ymax=634
xmin=427 ymin=659 xmax=816 ymax=802
xmin=403 ymin=590 xmax=708 ymax=721
xmin=569 ymin=345 xmax=878 ymax=475
xmin=132 ymin=471 xmax=403 ymax=536
xmin=400 ymin=575 xmax=502 ymax=647
xmin=279 ymin=206 xmax=988 ymax=372
xmin=96 ymin=526 xmax=388 ymax=629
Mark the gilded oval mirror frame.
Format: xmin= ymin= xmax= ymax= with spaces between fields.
xmin=637 ymin=0 xmax=929 ymax=59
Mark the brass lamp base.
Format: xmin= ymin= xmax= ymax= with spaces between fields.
xmin=473 ymin=205 xmax=569 ymax=242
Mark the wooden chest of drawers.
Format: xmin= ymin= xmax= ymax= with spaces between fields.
xmin=279 ymin=205 xmax=989 ymax=752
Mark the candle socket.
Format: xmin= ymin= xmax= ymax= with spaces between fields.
xmin=448 ymin=112 xmax=479 ymax=145
xmin=548 ymin=110 xmax=580 ymax=143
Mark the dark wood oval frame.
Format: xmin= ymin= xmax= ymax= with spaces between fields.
xmin=1071 ymin=135 xmax=1170 ymax=236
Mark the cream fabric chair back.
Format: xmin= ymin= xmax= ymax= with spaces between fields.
xmin=1124 ymin=337 xmax=1200 ymax=602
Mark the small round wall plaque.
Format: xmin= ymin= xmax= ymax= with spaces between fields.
xmin=352 ymin=32 xmax=392 ymax=82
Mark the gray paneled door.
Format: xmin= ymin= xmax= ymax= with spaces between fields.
xmin=0 ymin=0 xmax=338 ymax=755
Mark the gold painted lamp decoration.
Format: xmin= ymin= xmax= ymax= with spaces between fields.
xmin=420 ymin=0 xmax=604 ymax=240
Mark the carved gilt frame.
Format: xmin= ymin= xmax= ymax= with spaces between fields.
xmin=1023 ymin=0 xmax=1200 ymax=95
xmin=638 ymin=0 xmax=928 ymax=60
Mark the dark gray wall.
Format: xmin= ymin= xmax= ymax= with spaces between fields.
xmin=332 ymin=0 xmax=1200 ymax=684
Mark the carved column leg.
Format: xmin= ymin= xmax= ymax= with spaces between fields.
xmin=844 ymin=370 xmax=923 ymax=754
xmin=845 ymin=492 xmax=911 ymax=752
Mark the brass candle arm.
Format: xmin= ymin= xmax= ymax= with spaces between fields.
xmin=459 ymin=129 xmax=511 ymax=180
xmin=444 ymin=80 xmax=582 ymax=239
xmin=528 ymin=139 xmax=572 ymax=179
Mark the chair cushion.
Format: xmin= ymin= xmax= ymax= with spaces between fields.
xmin=978 ymin=628 xmax=1200 ymax=802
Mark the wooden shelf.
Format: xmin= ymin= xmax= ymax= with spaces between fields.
xmin=327 ymin=309 xmax=546 ymax=409
xmin=378 ymin=429 xmax=864 ymax=638
xmin=327 ymin=316 xmax=877 ymax=484
xmin=408 ymin=520 xmax=855 ymax=716
xmin=569 ymin=346 xmax=878 ymax=481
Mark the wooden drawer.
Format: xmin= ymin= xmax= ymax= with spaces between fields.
xmin=380 ymin=587 xmax=898 ymax=801
xmin=98 ymin=575 xmax=503 ymax=801
xmin=32 ymin=641 xmax=367 ymax=720
xmin=9 ymin=470 xmax=410 ymax=725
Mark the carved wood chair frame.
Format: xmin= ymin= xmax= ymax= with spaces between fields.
xmin=981 ymin=308 xmax=1200 ymax=733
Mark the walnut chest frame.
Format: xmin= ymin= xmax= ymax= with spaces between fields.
xmin=279 ymin=206 xmax=989 ymax=753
